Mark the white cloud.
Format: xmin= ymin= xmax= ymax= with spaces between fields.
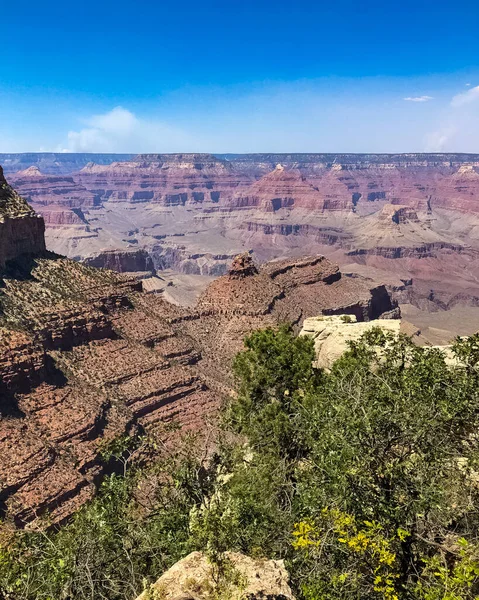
xmin=451 ymin=85 xmax=479 ymax=107
xmin=62 ymin=106 xmax=196 ymax=153
xmin=403 ymin=95 xmax=434 ymax=102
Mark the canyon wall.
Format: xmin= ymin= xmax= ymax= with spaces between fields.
xmin=5 ymin=152 xmax=479 ymax=316
xmin=0 ymin=171 xmax=399 ymax=527
xmin=0 ymin=166 xmax=46 ymax=270
xmin=0 ymin=153 xmax=134 ymax=175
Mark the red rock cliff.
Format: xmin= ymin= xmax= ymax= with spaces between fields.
xmin=0 ymin=166 xmax=46 ymax=270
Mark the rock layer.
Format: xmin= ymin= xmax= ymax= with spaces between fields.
xmin=0 ymin=175 xmax=399 ymax=527
xmin=0 ymin=166 xmax=46 ymax=270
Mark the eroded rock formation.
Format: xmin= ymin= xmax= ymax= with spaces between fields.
xmin=300 ymin=315 xmax=402 ymax=370
xmin=0 ymin=166 xmax=46 ymax=270
xmin=9 ymin=166 xmax=99 ymax=208
xmin=75 ymin=153 xmax=248 ymax=206
xmin=0 ymin=255 xmax=218 ymax=527
xmin=0 ymin=176 xmax=399 ymax=527
xmin=6 ymin=153 xmax=479 ymax=320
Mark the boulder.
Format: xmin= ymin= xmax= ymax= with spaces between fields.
xmin=137 ymin=551 xmax=295 ymax=600
xmin=300 ymin=314 xmax=401 ymax=370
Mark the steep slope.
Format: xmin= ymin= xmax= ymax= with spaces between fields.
xmin=0 ymin=166 xmax=46 ymax=270
xmin=0 ymin=173 xmax=399 ymax=527
xmin=0 ymin=255 xmax=217 ymax=526
xmin=230 ymin=164 xmax=324 ymax=211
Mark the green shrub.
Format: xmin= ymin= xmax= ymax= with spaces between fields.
xmin=3 ymin=327 xmax=479 ymax=599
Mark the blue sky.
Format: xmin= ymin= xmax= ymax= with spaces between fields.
xmin=1 ymin=0 xmax=479 ymax=152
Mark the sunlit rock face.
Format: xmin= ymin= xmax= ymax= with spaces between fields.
xmin=136 ymin=551 xmax=296 ymax=600
xmin=300 ymin=314 xmax=402 ymax=370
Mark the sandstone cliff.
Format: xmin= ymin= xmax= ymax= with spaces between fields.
xmin=0 ymin=166 xmax=46 ymax=271
xmin=300 ymin=314 xmax=402 ymax=370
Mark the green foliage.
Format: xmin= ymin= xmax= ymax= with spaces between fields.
xmin=230 ymin=325 xmax=321 ymax=460
xmin=0 ymin=447 xmax=205 ymax=600
xmin=219 ymin=328 xmax=479 ymax=598
xmin=189 ymin=450 xmax=294 ymax=560
xmin=3 ymin=326 xmax=479 ymax=600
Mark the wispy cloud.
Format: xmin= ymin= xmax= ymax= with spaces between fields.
xmin=403 ymin=95 xmax=434 ymax=102
xmin=62 ymin=107 xmax=195 ymax=153
xmin=423 ymin=85 xmax=479 ymax=151
xmin=424 ymin=127 xmax=457 ymax=152
xmin=451 ymin=85 xmax=479 ymax=107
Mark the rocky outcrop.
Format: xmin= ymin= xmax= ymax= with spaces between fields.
xmin=300 ymin=314 xmax=465 ymax=369
xmin=300 ymin=314 xmax=402 ymax=370
xmin=9 ymin=167 xmax=99 ymax=208
xmin=378 ymin=204 xmax=420 ymax=225
xmin=170 ymin=254 xmax=400 ymax=389
xmin=83 ymin=248 xmax=155 ymax=273
xmin=137 ymin=551 xmax=295 ymax=600
xmin=0 ymin=180 xmax=218 ymax=526
xmin=197 ymin=254 xmax=398 ymax=321
xmin=0 ymin=166 xmax=46 ymax=270
xmin=228 ymin=252 xmax=259 ymax=278
xmin=231 ymin=164 xmax=324 ymax=211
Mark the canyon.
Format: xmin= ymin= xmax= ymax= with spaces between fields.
xmin=0 ymin=166 xmax=399 ymax=527
xmin=5 ymin=152 xmax=479 ymax=342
